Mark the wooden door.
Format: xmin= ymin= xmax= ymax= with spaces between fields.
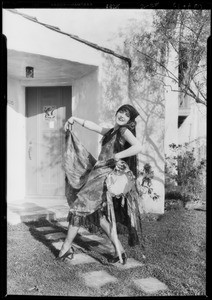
xmin=26 ymin=86 xmax=72 ymax=197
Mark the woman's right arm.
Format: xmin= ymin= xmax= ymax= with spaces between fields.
xmin=64 ymin=116 xmax=110 ymax=135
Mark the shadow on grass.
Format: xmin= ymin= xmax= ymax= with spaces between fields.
xmin=24 ymin=219 xmax=114 ymax=265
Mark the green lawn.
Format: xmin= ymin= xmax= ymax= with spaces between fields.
xmin=6 ymin=208 xmax=206 ymax=296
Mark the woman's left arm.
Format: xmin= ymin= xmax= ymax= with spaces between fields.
xmin=114 ymin=129 xmax=142 ymax=160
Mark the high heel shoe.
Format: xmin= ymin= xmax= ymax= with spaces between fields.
xmin=56 ymin=246 xmax=74 ymax=262
xmin=108 ymin=252 xmax=127 ymax=265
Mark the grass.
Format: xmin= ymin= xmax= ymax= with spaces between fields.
xmin=6 ymin=207 xmax=206 ymax=296
xmin=127 ymin=208 xmax=206 ymax=296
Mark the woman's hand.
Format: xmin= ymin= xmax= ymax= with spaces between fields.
xmin=68 ymin=117 xmax=75 ymax=125
xmin=64 ymin=117 xmax=75 ymax=131
xmin=114 ymin=153 xmax=121 ymax=161
xmin=114 ymin=154 xmax=126 ymax=171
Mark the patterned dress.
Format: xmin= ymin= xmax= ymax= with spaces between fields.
xmin=64 ymin=126 xmax=142 ymax=246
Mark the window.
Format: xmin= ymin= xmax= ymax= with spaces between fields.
xmin=178 ymin=116 xmax=187 ymax=128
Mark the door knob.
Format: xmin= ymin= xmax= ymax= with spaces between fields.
xmin=28 ymin=142 xmax=32 ymax=160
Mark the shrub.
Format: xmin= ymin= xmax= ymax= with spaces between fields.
xmin=165 ymin=190 xmax=183 ymax=201
xmin=137 ymin=163 xmax=160 ymax=201
xmin=165 ymin=144 xmax=206 ymax=203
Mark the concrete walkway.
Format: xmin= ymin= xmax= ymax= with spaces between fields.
xmin=7 ymin=198 xmax=69 ymax=224
xmin=7 ymin=200 xmax=170 ymax=295
xmin=31 ymin=220 xmax=169 ymax=295
xmin=36 ymin=221 xmax=169 ymax=294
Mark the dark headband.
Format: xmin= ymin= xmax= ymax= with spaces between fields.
xmin=116 ymin=104 xmax=139 ymax=121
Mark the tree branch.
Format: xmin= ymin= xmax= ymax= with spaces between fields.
xmin=158 ymin=19 xmax=179 ymax=54
xmin=129 ymin=99 xmax=147 ymax=123
xmin=186 ymin=19 xmax=206 ymax=87
xmin=192 ymin=79 xmax=206 ymax=101
xmin=145 ymin=134 xmax=165 ymax=163
xmin=133 ymin=46 xmax=179 ymax=83
xmin=154 ymin=71 xmax=180 ymax=84
xmin=133 ymin=46 xmax=206 ymax=106
xmin=191 ymin=68 xmax=206 ymax=80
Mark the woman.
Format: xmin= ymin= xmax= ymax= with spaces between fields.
xmin=58 ymin=104 xmax=143 ymax=264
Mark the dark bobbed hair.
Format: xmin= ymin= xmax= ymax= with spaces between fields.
xmin=115 ymin=104 xmax=139 ymax=122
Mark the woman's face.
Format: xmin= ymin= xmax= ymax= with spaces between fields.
xmin=115 ymin=109 xmax=131 ymax=126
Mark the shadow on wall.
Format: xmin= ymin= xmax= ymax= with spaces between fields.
xmin=71 ymin=69 xmax=100 ymax=158
xmin=36 ymin=126 xmax=65 ymax=170
xmin=100 ymin=42 xmax=165 ymax=213
xmin=32 ymin=124 xmax=67 ymax=196
xmin=24 ymin=73 xmax=100 ymax=197
xmin=7 ymin=77 xmax=25 ymax=116
xmin=100 ymin=53 xmax=165 ymax=166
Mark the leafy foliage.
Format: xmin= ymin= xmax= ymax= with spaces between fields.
xmin=165 ymin=143 xmax=206 ymax=202
xmin=137 ymin=163 xmax=160 ymax=201
xmin=100 ymin=16 xmax=165 ymax=180
xmin=139 ymin=163 xmax=154 ymax=187
xmin=130 ymin=10 xmax=210 ymax=105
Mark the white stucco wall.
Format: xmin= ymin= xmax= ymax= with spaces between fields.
xmin=178 ymin=100 xmax=206 ymax=160
xmin=164 ymin=88 xmax=179 ymax=154
xmin=96 ymin=51 xmax=166 ymax=214
xmin=133 ymin=80 xmax=165 ymax=214
xmin=3 ymin=9 xmax=101 ymax=67
xmin=7 ymin=71 xmax=100 ymax=204
xmin=72 ymin=70 xmax=100 ymax=158
xmin=179 ymin=100 xmax=206 ymax=144
xmin=4 ymin=8 xmax=166 ymax=214
xmin=164 ymin=47 xmax=179 ymax=156
xmin=3 ymin=9 xmax=102 ymax=203
xmin=7 ymin=77 xmax=26 ymax=203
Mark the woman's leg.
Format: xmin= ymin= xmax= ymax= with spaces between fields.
xmin=58 ymin=224 xmax=79 ymax=257
xmin=100 ymin=216 xmax=125 ymax=256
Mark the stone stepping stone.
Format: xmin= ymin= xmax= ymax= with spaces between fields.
xmin=52 ymin=241 xmax=88 ymax=252
xmin=81 ymin=234 xmax=106 ymax=242
xmin=81 ymin=270 xmax=118 ymax=288
xmin=79 ymin=234 xmax=114 ymax=254
xmin=112 ymin=257 xmax=144 ymax=269
xmin=67 ymin=253 xmax=98 ymax=265
xmin=49 ymin=207 xmax=68 ymax=219
xmin=95 ymin=243 xmax=114 ymax=254
xmin=19 ymin=210 xmax=56 ymax=222
xmin=35 ymin=226 xmax=57 ymax=232
xmin=51 ymin=204 xmax=69 ymax=209
xmin=57 ymin=221 xmax=69 ymax=228
xmin=132 ymin=277 xmax=168 ymax=294
xmin=45 ymin=232 xmax=66 ymax=240
xmin=7 ymin=211 xmax=21 ymax=225
xmin=78 ymin=227 xmax=92 ymax=235
xmin=56 ymin=222 xmax=90 ymax=235
xmin=52 ymin=241 xmax=63 ymax=250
